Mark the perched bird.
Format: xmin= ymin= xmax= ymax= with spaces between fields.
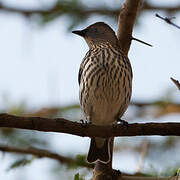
xmin=72 ymin=22 xmax=132 ymax=163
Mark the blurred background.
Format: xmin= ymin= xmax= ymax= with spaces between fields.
xmin=0 ymin=0 xmax=180 ymax=179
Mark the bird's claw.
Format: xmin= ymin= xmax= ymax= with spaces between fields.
xmin=117 ymin=118 xmax=129 ymax=128
xmin=80 ymin=119 xmax=90 ymax=127
xmin=112 ymin=122 xmax=118 ymax=129
xmin=112 ymin=169 xmax=121 ymax=179
xmin=103 ymin=169 xmax=121 ymax=180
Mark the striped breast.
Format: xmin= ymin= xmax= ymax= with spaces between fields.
xmin=79 ymin=43 xmax=132 ymax=125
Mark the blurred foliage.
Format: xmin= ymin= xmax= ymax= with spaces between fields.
xmin=31 ymin=0 xmax=180 ymax=29
xmin=67 ymin=155 xmax=91 ymax=169
xmin=0 ymin=0 xmax=179 ymax=29
xmin=7 ymin=157 xmax=34 ymax=171
xmin=74 ymin=173 xmax=85 ymax=180
xmin=0 ymin=90 xmax=180 ymax=179
xmin=41 ymin=0 xmax=90 ymax=30
xmin=131 ymin=89 xmax=180 ymax=119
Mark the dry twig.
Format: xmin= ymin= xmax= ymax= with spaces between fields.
xmin=156 ymin=13 xmax=180 ymax=30
xmin=171 ymin=77 xmax=180 ymax=90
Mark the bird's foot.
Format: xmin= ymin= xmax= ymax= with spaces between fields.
xmin=111 ymin=169 xmax=121 ymax=179
xmin=112 ymin=122 xmax=118 ymax=129
xmin=80 ymin=119 xmax=91 ymax=127
xmin=117 ymin=118 xmax=129 ymax=128
xmin=98 ymin=169 xmax=121 ymax=180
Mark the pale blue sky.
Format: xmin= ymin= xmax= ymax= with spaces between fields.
xmin=0 ymin=1 xmax=180 ymax=109
xmin=0 ymin=3 xmax=180 ymax=110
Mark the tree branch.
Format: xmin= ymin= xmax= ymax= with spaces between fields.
xmin=0 ymin=144 xmax=93 ymax=168
xmin=143 ymin=2 xmax=180 ymax=13
xmin=0 ymin=2 xmax=179 ymax=19
xmin=131 ymin=101 xmax=180 ymax=107
xmin=156 ymin=13 xmax=180 ymax=30
xmin=0 ymin=144 xmax=160 ymax=178
xmin=117 ymin=0 xmax=142 ymax=55
xmin=1 ymin=113 xmax=180 ymax=137
xmin=0 ymin=145 xmax=178 ymax=180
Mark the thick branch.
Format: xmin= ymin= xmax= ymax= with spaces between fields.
xmin=117 ymin=0 xmax=142 ymax=55
xmin=1 ymin=113 xmax=180 ymax=137
xmin=0 ymin=145 xmax=92 ymax=168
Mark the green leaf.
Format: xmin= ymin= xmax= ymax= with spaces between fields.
xmin=67 ymin=154 xmax=88 ymax=169
xmin=74 ymin=173 xmax=80 ymax=180
xmin=7 ymin=158 xmax=33 ymax=171
xmin=76 ymin=154 xmax=86 ymax=165
xmin=73 ymin=173 xmax=85 ymax=180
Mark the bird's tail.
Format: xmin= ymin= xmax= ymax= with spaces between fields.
xmin=87 ymin=138 xmax=110 ymax=163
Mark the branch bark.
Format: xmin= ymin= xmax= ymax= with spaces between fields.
xmin=117 ymin=0 xmax=142 ymax=55
xmin=1 ymin=113 xmax=180 ymax=137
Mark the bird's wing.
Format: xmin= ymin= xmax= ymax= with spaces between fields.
xmin=78 ymin=50 xmax=91 ymax=85
xmin=78 ymin=65 xmax=83 ymax=85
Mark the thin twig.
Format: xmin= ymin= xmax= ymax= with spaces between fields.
xmin=156 ymin=13 xmax=180 ymax=30
xmin=132 ymin=37 xmax=152 ymax=47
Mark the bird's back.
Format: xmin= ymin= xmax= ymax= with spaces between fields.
xmin=79 ymin=43 xmax=132 ymax=125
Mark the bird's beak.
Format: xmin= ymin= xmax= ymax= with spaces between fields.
xmin=72 ymin=30 xmax=86 ymax=37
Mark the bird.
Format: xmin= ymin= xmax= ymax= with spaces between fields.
xmin=72 ymin=22 xmax=133 ymax=164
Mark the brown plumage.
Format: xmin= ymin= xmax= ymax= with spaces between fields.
xmin=72 ymin=22 xmax=133 ymax=163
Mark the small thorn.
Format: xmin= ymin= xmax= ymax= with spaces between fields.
xmin=132 ymin=37 xmax=153 ymax=47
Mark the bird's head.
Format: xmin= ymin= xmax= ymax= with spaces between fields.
xmin=72 ymin=22 xmax=119 ymax=48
